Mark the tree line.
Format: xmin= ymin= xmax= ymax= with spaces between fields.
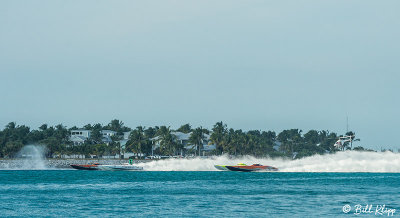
xmin=0 ymin=120 xmax=367 ymax=159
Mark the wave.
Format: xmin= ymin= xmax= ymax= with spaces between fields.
xmin=137 ymin=151 xmax=400 ymax=172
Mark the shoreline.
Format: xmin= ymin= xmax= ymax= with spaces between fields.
xmin=0 ymin=158 xmax=151 ymax=169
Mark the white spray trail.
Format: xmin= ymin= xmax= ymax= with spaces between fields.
xmin=16 ymin=145 xmax=47 ymax=170
xmin=136 ymin=151 xmax=400 ymax=172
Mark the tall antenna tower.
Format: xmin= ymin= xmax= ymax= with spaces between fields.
xmin=346 ymin=116 xmax=349 ymax=133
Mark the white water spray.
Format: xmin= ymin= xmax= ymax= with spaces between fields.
xmin=16 ymin=145 xmax=47 ymax=170
xmin=137 ymin=151 xmax=400 ymax=172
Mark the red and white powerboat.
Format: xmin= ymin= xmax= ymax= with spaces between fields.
xmin=70 ymin=162 xmax=143 ymax=171
xmin=70 ymin=163 xmax=101 ymax=170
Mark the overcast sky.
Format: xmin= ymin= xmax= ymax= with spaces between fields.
xmin=1 ymin=1 xmax=399 ymax=150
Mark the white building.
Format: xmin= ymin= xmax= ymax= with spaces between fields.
xmin=69 ymin=129 xmax=119 ymax=146
xmin=71 ymin=129 xmax=91 ymax=138
xmin=175 ymin=132 xmax=191 ymax=148
xmin=101 ymin=130 xmax=117 ymax=137
xmin=100 ymin=130 xmax=117 ymax=144
xmin=70 ymin=129 xmax=91 ymax=145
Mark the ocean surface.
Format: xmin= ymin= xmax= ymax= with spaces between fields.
xmin=1 ymin=171 xmax=399 ymax=217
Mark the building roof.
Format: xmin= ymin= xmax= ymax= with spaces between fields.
xmin=101 ymin=130 xmax=116 ymax=133
xmin=71 ymin=129 xmax=91 ymax=132
xmin=151 ymin=135 xmax=160 ymax=141
xmin=101 ymin=135 xmax=113 ymax=143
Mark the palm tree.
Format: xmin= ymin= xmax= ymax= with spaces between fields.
xmin=177 ymin=124 xmax=192 ymax=133
xmin=110 ymin=134 xmax=123 ymax=158
xmin=210 ymin=122 xmax=227 ymax=155
xmin=6 ymin=122 xmax=16 ymax=130
xmin=227 ymin=130 xmax=246 ymax=156
xmin=156 ymin=127 xmax=179 ymax=156
xmin=126 ymin=126 xmax=151 ymax=157
xmin=107 ymin=119 xmax=126 ymax=134
xmin=189 ymin=127 xmax=207 ymax=156
xmin=277 ymin=129 xmax=302 ymax=154
xmin=90 ymin=129 xmax=102 ymax=144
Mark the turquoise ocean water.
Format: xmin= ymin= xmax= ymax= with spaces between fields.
xmin=1 ymin=171 xmax=399 ymax=217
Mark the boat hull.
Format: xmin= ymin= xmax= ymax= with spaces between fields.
xmin=225 ymin=166 xmax=256 ymax=172
xmin=214 ymin=165 xmax=229 ymax=171
xmin=215 ymin=164 xmax=278 ymax=172
xmin=70 ymin=164 xmax=99 ymax=170
xmin=97 ymin=165 xmax=143 ymax=171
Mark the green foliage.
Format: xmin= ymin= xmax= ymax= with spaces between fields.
xmin=353 ymin=146 xmax=371 ymax=151
xmin=105 ymin=119 xmax=131 ymax=134
xmin=177 ymin=124 xmax=192 ymax=134
xmin=188 ymin=127 xmax=207 ymax=156
xmin=144 ymin=127 xmax=156 ymax=139
xmin=126 ymin=126 xmax=152 ymax=155
xmin=210 ymin=121 xmax=227 ymax=155
xmin=89 ymin=124 xmax=103 ymax=144
xmin=0 ymin=123 xmax=31 ymax=157
xmin=0 ymin=120 xmax=366 ymax=159
xmin=156 ymin=127 xmax=181 ymax=156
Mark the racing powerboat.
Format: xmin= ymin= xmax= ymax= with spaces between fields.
xmin=70 ymin=159 xmax=143 ymax=171
xmin=214 ymin=163 xmax=278 ymax=172
xmin=97 ymin=163 xmax=143 ymax=171
xmin=70 ymin=163 xmax=101 ymax=170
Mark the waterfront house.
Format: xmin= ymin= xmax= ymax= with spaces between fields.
xmin=101 ymin=130 xmax=117 ymax=137
xmin=71 ymin=129 xmax=91 ymax=138
xmin=100 ymin=130 xmax=117 ymax=144
xmin=70 ymin=129 xmax=91 ymax=145
xmin=69 ymin=129 xmax=119 ymax=146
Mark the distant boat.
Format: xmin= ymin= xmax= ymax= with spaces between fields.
xmin=214 ymin=163 xmax=278 ymax=172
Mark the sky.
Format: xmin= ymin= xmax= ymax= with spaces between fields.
xmin=0 ymin=1 xmax=399 ymax=150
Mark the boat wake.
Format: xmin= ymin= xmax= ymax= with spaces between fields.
xmin=137 ymin=151 xmax=400 ymax=172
